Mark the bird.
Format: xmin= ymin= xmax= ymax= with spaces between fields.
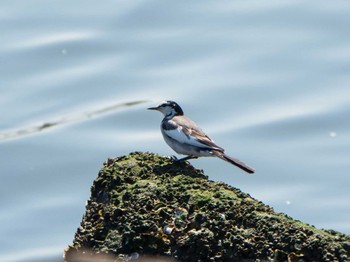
xmin=148 ymin=100 xmax=255 ymax=174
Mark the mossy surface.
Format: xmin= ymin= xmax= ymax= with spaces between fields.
xmin=65 ymin=152 xmax=350 ymax=261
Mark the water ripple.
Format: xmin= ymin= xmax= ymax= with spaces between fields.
xmin=0 ymin=100 xmax=148 ymax=141
xmin=6 ymin=31 xmax=98 ymax=52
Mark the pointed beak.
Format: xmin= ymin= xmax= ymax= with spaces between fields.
xmin=147 ymin=106 xmax=158 ymax=110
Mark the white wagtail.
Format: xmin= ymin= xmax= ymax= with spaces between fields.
xmin=148 ymin=100 xmax=255 ymax=174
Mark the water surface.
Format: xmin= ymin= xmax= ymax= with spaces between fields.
xmin=1 ymin=1 xmax=350 ymax=261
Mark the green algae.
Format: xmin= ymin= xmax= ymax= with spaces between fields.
xmin=65 ymin=152 xmax=350 ymax=262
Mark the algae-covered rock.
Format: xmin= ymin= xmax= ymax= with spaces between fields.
xmin=65 ymin=152 xmax=350 ymax=262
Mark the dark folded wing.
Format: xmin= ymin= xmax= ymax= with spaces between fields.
xmin=170 ymin=116 xmax=224 ymax=151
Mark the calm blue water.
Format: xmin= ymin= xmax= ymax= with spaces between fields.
xmin=1 ymin=1 xmax=350 ymax=261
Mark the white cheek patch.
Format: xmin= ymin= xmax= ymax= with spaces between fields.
xmin=164 ymin=127 xmax=212 ymax=149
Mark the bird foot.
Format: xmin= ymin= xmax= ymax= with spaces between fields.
xmin=174 ymin=155 xmax=198 ymax=163
xmin=170 ymin=155 xmax=178 ymax=161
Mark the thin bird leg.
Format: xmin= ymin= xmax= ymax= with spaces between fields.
xmin=174 ymin=155 xmax=198 ymax=163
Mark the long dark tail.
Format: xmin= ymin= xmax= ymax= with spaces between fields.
xmin=212 ymin=151 xmax=255 ymax=174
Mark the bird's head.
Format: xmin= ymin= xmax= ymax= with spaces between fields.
xmin=148 ymin=100 xmax=184 ymax=117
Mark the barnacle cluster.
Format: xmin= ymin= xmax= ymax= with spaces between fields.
xmin=65 ymin=152 xmax=350 ymax=261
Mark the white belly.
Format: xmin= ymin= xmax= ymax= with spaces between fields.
xmin=161 ymin=129 xmax=214 ymax=157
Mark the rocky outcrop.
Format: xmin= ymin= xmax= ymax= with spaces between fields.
xmin=65 ymin=152 xmax=350 ymax=261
